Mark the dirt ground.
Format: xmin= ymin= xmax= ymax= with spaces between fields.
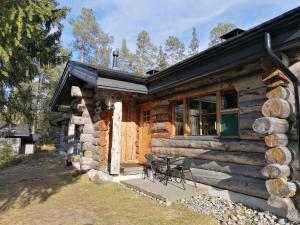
xmin=0 ymin=155 xmax=218 ymax=225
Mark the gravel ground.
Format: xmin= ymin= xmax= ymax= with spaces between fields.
xmin=180 ymin=194 xmax=298 ymax=225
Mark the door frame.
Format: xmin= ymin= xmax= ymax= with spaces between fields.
xmin=138 ymin=103 xmax=152 ymax=163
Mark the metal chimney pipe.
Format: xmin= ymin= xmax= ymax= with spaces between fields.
xmin=112 ymin=50 xmax=119 ymax=69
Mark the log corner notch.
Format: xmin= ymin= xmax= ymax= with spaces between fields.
xmin=253 ymin=53 xmax=300 ymax=221
xmin=70 ymin=86 xmax=101 ymax=172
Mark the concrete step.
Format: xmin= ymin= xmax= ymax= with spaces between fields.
xmin=120 ymin=163 xmax=144 ymax=175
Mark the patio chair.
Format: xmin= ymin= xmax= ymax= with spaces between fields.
xmin=170 ymin=157 xmax=197 ymax=190
xmin=142 ymin=153 xmax=165 ymax=182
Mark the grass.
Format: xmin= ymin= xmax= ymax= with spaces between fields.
xmin=0 ymin=148 xmax=53 ymax=170
xmin=0 ymin=155 xmax=218 ymax=225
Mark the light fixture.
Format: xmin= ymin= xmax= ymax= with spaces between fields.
xmin=105 ymin=96 xmax=115 ymax=109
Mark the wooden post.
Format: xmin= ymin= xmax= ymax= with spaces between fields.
xmin=110 ymin=100 xmax=122 ymax=175
xmin=67 ymin=120 xmax=75 ymax=155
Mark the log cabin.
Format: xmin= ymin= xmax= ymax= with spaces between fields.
xmin=50 ymin=7 xmax=300 ymax=221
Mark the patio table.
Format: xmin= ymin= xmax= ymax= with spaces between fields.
xmin=156 ymin=155 xmax=177 ymax=186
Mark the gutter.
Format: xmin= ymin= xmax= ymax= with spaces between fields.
xmin=264 ymin=32 xmax=300 ymax=152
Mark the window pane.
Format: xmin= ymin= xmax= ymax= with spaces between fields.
xmin=200 ymin=95 xmax=216 ymax=114
xmin=221 ymin=113 xmax=239 ymax=136
xmin=174 ymin=101 xmax=184 ymax=135
xmin=222 ymin=90 xmax=238 ymax=110
xmin=200 ymin=114 xmax=217 ymax=135
xmin=189 ymin=98 xmax=200 ymax=135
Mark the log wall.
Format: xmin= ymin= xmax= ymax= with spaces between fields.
xmin=150 ymin=72 xmax=269 ymax=199
xmin=252 ymin=60 xmax=300 ymax=221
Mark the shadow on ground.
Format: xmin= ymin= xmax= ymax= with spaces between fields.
xmin=0 ymin=154 xmax=80 ymax=211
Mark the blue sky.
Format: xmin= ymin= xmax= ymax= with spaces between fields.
xmin=57 ymin=0 xmax=300 ymax=61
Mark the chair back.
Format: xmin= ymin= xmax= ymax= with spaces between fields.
xmin=182 ymin=158 xmax=193 ymax=170
xmin=145 ymin=153 xmax=155 ymax=164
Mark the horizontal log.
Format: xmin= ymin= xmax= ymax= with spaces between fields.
xmin=152 ymin=133 xmax=170 ymax=139
xmin=261 ymin=164 xmax=290 ymax=178
xmin=152 ymin=100 xmax=169 ymax=108
xmin=266 ymin=178 xmax=296 ymax=198
xmin=152 ymin=138 xmax=266 ymax=153
xmin=191 ymin=168 xmax=268 ymax=199
xmin=240 ymin=112 xmax=262 ymax=130
xmin=57 ymin=105 xmax=71 ymax=112
xmin=265 ymin=146 xmax=292 ymax=165
xmin=266 ymin=86 xmax=290 ymax=99
xmin=191 ymin=158 xmax=265 ymax=179
xmin=83 ymin=124 xmax=94 ymax=134
xmin=262 ymin=70 xmax=290 ymax=85
xmin=83 ymin=150 xmax=93 ymax=158
xmin=71 ymin=86 xmax=93 ymax=97
xmin=82 ymin=142 xmax=97 ymax=151
xmin=240 ymin=130 xmax=265 ymax=139
xmin=93 ymin=131 xmax=100 ymax=138
xmin=152 ymin=113 xmax=169 ymax=122
xmin=152 ymin=147 xmax=266 ymax=166
xmin=267 ymin=196 xmax=300 ymax=222
xmin=92 ymin=138 xmax=100 ymax=146
xmin=82 ymin=109 xmax=91 ymax=118
xmin=71 ymin=115 xmax=92 ymax=125
xmin=80 ymin=134 xmax=94 ymax=143
xmin=238 ymin=87 xmax=267 ymax=103
xmin=262 ymin=98 xmax=291 ymax=119
xmin=265 ymin=133 xmax=288 ymax=147
xmin=252 ymin=117 xmax=289 ymax=134
xmin=239 ymin=99 xmax=265 ymax=115
xmin=151 ymin=106 xmax=169 ymax=115
xmin=151 ymin=122 xmax=169 ymax=132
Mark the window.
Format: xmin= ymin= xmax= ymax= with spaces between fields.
xmin=174 ymin=89 xmax=239 ymax=137
xmin=143 ymin=110 xmax=151 ymax=123
xmin=174 ymin=101 xmax=184 ymax=135
xmin=220 ymin=90 xmax=239 ymax=136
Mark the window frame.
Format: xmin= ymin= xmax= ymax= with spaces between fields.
xmin=172 ymin=88 xmax=239 ymax=138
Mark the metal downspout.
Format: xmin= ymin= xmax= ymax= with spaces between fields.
xmin=264 ymin=32 xmax=300 ymax=153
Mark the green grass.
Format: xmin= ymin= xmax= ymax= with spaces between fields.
xmin=0 ymin=155 xmax=219 ymax=225
xmin=0 ymin=148 xmax=54 ymax=170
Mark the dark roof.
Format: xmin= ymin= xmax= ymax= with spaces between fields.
xmin=51 ymin=6 xmax=300 ymax=111
xmin=0 ymin=124 xmax=30 ymax=137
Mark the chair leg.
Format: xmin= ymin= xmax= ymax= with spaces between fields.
xmin=189 ymin=170 xmax=197 ymax=188
xmin=180 ymin=171 xmax=186 ymax=190
xmin=143 ymin=167 xmax=148 ymax=179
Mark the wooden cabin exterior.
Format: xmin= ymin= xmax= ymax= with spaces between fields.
xmin=50 ymin=8 xmax=300 ymax=221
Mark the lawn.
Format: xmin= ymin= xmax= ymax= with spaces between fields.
xmin=0 ymin=154 xmax=218 ymax=225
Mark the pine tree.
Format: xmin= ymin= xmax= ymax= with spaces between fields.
xmin=70 ymin=8 xmax=113 ymax=66
xmin=165 ymin=36 xmax=185 ymax=65
xmin=0 ymin=0 xmax=69 ymax=124
xmin=189 ymin=27 xmax=199 ymax=56
xmin=156 ymin=46 xmax=168 ymax=70
xmin=209 ymin=22 xmax=236 ymax=46
xmin=136 ymin=31 xmax=157 ymax=75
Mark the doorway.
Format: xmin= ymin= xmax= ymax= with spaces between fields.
xmin=138 ymin=104 xmax=152 ymax=163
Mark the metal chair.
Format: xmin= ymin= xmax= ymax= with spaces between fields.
xmin=170 ymin=157 xmax=197 ymax=190
xmin=142 ymin=153 xmax=165 ymax=182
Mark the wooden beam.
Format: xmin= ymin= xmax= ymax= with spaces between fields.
xmin=110 ymin=100 xmax=122 ymax=175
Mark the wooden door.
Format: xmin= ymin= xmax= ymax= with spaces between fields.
xmin=138 ymin=105 xmax=152 ymax=163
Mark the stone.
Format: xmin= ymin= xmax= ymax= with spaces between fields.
xmin=87 ymin=169 xmax=102 ymax=183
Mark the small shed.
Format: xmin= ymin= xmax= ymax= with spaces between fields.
xmin=0 ymin=124 xmax=37 ymax=154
